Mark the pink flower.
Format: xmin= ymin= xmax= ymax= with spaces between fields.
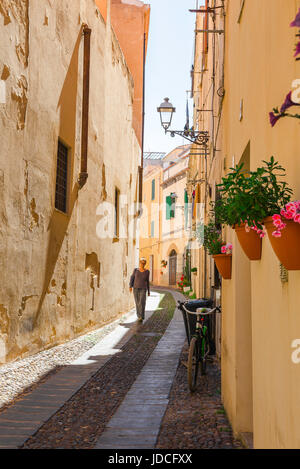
xmin=221 ymin=246 xmax=227 ymax=254
xmin=286 ymin=202 xmax=297 ymax=213
xmin=285 ymin=211 xmax=294 ymax=220
xmin=294 ymin=213 xmax=300 ymax=223
xmin=294 ymin=41 xmax=300 ymax=58
xmin=290 ymin=8 xmax=300 ymax=28
xmin=273 ymin=218 xmax=283 ymax=227
xmin=269 ymin=112 xmax=282 ymax=127
xmin=280 ymin=91 xmax=300 ymax=113
xmin=272 ymin=230 xmax=282 ymax=238
xmin=272 ymin=214 xmax=281 ymax=221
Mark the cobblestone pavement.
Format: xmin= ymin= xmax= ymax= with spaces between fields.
xmin=156 ymin=342 xmax=243 ymax=449
xmin=21 ymin=292 xmax=176 ymax=449
xmin=0 ymin=310 xmax=139 ymax=411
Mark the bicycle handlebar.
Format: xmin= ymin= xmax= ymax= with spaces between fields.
xmin=178 ymin=302 xmax=221 ymax=316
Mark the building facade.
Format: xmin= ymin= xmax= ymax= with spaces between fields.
xmin=140 ymin=145 xmax=191 ymax=288
xmin=189 ymin=0 xmax=300 ymax=449
xmin=0 ymin=0 xmax=149 ymax=363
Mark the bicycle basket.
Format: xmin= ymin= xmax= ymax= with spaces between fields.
xmin=181 ymin=298 xmax=214 ymax=345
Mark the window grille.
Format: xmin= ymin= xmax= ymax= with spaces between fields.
xmin=55 ymin=140 xmax=68 ymax=213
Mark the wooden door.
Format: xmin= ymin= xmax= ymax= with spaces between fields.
xmin=169 ymin=251 xmax=177 ymax=285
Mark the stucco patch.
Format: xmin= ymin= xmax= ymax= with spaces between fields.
xmin=0 ymin=0 xmax=29 ymax=66
xmin=1 ymin=64 xmax=10 ymax=81
xmin=101 ymin=163 xmax=107 ymax=201
xmin=29 ymin=198 xmax=39 ymax=229
xmin=0 ymin=304 xmax=9 ymax=334
xmin=11 ymin=75 xmax=28 ymax=129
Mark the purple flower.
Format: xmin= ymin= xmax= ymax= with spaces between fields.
xmin=290 ymin=8 xmax=300 ymax=27
xmin=294 ymin=40 xmax=300 ymax=57
xmin=269 ymin=112 xmax=282 ymax=127
xmin=280 ymin=91 xmax=300 ymax=113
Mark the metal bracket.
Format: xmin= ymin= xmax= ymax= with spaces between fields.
xmin=195 ymin=29 xmax=224 ymax=34
xmin=166 ymin=129 xmax=209 ymax=146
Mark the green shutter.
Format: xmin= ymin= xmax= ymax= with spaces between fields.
xmin=184 ymin=190 xmax=188 ymax=228
xmin=151 ymin=179 xmax=155 ymax=200
xmin=151 ymin=221 xmax=155 ymax=238
xmin=166 ymin=195 xmax=172 ymax=220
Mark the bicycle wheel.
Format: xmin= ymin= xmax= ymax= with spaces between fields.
xmin=187 ymin=336 xmax=200 ymax=392
xmin=199 ymin=335 xmax=209 ymax=375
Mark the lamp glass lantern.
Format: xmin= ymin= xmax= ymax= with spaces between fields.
xmin=157 ymin=97 xmax=176 ymax=131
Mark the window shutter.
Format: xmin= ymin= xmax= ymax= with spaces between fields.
xmin=166 ymin=195 xmax=172 ymax=220
xmin=151 ymin=179 xmax=155 ymax=200
xmin=151 ymin=221 xmax=154 ymax=238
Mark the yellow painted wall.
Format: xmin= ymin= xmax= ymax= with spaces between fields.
xmin=191 ymin=0 xmax=300 ymax=448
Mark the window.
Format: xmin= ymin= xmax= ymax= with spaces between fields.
xmin=151 ymin=179 xmax=155 ymax=200
xmin=114 ymin=187 xmax=120 ymax=239
xmin=55 ymin=140 xmax=68 ymax=213
xmin=150 ymin=221 xmax=155 ymax=238
xmin=166 ymin=195 xmax=175 ymax=220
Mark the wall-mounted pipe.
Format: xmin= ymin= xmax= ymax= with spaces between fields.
xmin=78 ymin=25 xmax=92 ymax=188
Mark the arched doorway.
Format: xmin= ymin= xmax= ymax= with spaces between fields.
xmin=169 ymin=249 xmax=177 ymax=285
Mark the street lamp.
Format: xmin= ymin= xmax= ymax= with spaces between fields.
xmin=157 ymin=98 xmax=176 ymax=130
xmin=157 ymin=97 xmax=209 ymax=147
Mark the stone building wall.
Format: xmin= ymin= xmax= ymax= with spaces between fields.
xmin=0 ymin=0 xmax=141 ymax=363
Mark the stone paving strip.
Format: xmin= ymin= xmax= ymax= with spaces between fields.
xmin=21 ymin=290 xmax=178 ymax=449
xmin=156 ymin=342 xmax=243 ymax=450
xmin=95 ymin=289 xmax=186 ymax=449
xmin=0 ymin=293 xmax=163 ymax=449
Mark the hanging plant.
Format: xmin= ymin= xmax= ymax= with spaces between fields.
xmin=214 ymin=157 xmax=293 ymax=260
xmin=269 ymin=8 xmax=300 ymax=125
xmin=269 ymin=92 xmax=300 ymax=127
xmin=290 ymin=7 xmax=300 ymax=60
xmin=161 ymin=260 xmax=168 ymax=268
xmin=203 ymin=219 xmax=232 ymax=279
xmin=264 ymin=201 xmax=300 ymax=270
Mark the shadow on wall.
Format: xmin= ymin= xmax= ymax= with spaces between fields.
xmin=33 ymin=28 xmax=84 ymax=328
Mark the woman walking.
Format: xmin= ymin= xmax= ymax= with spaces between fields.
xmin=129 ymin=258 xmax=150 ymax=322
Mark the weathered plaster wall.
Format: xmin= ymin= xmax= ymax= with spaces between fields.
xmin=0 ymin=0 xmax=140 ymax=363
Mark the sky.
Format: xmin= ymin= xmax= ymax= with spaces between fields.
xmin=144 ymin=0 xmax=204 ymax=155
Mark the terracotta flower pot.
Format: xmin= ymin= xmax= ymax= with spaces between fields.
xmin=264 ymin=216 xmax=300 ymax=270
xmin=234 ymin=223 xmax=262 ymax=260
xmin=213 ymin=254 xmax=232 ymax=279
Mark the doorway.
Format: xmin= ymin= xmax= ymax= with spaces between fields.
xmin=169 ymin=249 xmax=177 ymax=285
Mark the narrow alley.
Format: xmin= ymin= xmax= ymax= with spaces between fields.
xmin=1 ymin=0 xmax=300 ymax=453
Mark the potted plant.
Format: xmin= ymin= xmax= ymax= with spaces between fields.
xmin=203 ymin=220 xmax=232 ymax=279
xmin=191 ymin=267 xmax=197 ymax=275
xmin=264 ymin=201 xmax=300 ymax=270
xmin=215 ymin=157 xmax=293 ymax=261
xmin=177 ymin=275 xmax=191 ymax=292
xmin=161 ymin=259 xmax=168 ymax=268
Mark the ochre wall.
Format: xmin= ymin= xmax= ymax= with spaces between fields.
xmin=0 ymin=0 xmax=141 ymax=363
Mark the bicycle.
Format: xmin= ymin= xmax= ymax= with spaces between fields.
xmin=179 ymin=303 xmax=221 ymax=392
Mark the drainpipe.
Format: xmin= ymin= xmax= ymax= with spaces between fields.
xmin=138 ymin=32 xmax=147 ymax=213
xmin=78 ymin=25 xmax=92 ymax=188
